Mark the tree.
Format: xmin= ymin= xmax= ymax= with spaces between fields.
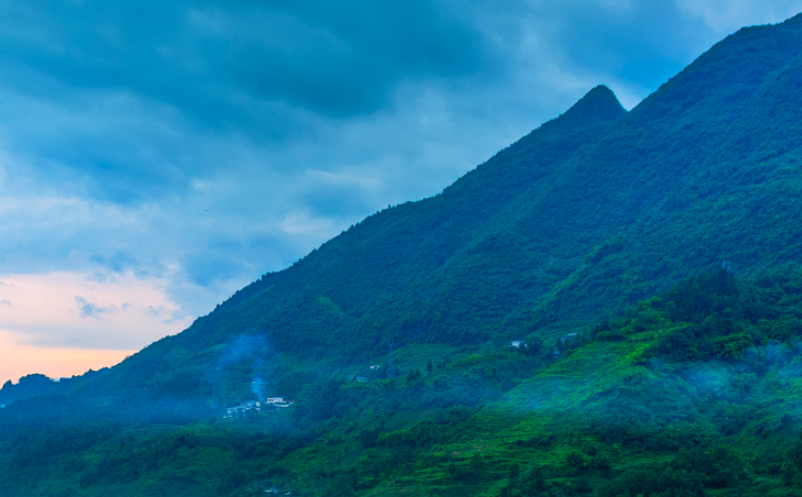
xmin=509 ymin=462 xmax=520 ymax=482
xmin=406 ymin=369 xmax=422 ymax=383
xmin=360 ymin=428 xmax=380 ymax=449
xmin=556 ymin=337 xmax=566 ymax=353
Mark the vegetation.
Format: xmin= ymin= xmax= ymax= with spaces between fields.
xmin=71 ymin=13 xmax=802 ymax=402
xmin=5 ymin=270 xmax=802 ymax=496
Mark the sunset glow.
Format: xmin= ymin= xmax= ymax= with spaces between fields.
xmin=0 ymin=271 xmax=192 ymax=383
xmin=0 ymin=330 xmax=134 ymax=385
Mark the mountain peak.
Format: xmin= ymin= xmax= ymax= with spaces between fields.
xmin=559 ymin=85 xmax=626 ymax=126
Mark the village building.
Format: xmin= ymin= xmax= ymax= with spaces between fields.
xmin=224 ymin=400 xmax=262 ymax=418
xmin=223 ymin=396 xmax=299 ymax=418
xmin=265 ymin=397 xmax=294 ymax=408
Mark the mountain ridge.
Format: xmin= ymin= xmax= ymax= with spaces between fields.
xmin=74 ymin=13 xmax=802 ymax=399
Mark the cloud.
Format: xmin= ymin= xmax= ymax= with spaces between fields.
xmin=676 ymin=0 xmax=802 ymax=33
xmin=0 ymin=271 xmax=192 ymax=349
xmin=74 ymin=296 xmax=111 ymax=319
xmin=0 ymin=1 xmax=494 ymax=126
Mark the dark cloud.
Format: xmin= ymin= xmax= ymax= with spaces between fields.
xmin=0 ymin=0 xmax=714 ymax=202
xmin=0 ymin=0 xmax=495 ymax=120
xmin=0 ymin=1 xmax=504 ymax=204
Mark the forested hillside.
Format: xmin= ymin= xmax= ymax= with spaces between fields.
xmin=6 ymin=269 xmax=802 ymax=496
xmin=90 ymin=14 xmax=802 ymax=399
xmin=5 ymin=12 xmax=802 ymax=497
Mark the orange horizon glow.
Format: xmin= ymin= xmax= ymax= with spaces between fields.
xmin=0 ymin=329 xmax=136 ymax=385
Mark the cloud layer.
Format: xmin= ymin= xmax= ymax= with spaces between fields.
xmin=1 ymin=0 xmax=801 ymax=381
xmin=0 ymin=271 xmax=190 ymax=349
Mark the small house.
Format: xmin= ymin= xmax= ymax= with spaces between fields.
xmin=356 ymin=376 xmax=368 ymax=383
xmin=510 ymin=340 xmax=523 ymax=348
xmin=265 ymin=397 xmax=294 ymax=408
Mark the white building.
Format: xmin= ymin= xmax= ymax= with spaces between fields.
xmin=265 ymin=397 xmax=294 ymax=408
xmin=224 ymin=401 xmax=262 ymax=418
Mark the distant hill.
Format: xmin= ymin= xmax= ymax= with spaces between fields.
xmin=0 ymin=375 xmax=55 ymax=406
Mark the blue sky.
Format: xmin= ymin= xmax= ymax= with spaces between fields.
xmin=1 ymin=0 xmax=801 ymax=381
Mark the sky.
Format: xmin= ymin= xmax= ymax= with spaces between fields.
xmin=1 ymin=0 xmax=801 ymax=384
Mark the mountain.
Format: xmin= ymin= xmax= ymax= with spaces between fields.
xmin=85 ymin=82 xmax=627 ymax=397
xmin=96 ymin=14 xmax=802 ymax=395
xmin=5 ymin=13 xmax=802 ymax=497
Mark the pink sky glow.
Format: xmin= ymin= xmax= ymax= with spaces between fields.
xmin=0 ymin=271 xmax=192 ymax=384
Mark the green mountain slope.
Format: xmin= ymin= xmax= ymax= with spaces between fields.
xmin=6 ymin=269 xmax=802 ymax=497
xmin=96 ymin=84 xmax=627 ymax=394
xmin=98 ymin=14 xmax=802 ymax=396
